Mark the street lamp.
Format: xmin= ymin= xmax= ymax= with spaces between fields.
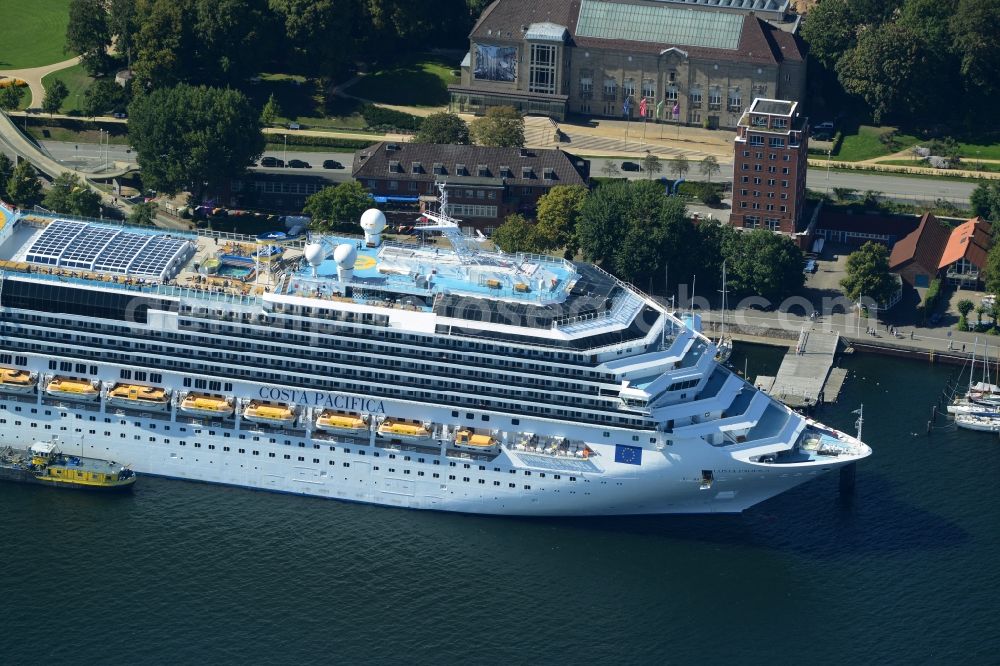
xmin=825 ymin=149 xmax=832 ymax=195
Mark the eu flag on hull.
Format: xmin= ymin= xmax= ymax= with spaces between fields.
xmin=614 ymin=444 xmax=642 ymax=465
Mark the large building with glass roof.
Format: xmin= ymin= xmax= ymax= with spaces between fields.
xmin=449 ymin=0 xmax=805 ymax=127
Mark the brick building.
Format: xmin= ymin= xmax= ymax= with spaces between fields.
xmin=449 ymin=0 xmax=806 ymax=127
xmin=352 ymin=142 xmax=590 ymax=234
xmin=729 ymin=98 xmax=808 ymax=234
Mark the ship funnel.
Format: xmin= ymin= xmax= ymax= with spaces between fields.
xmin=360 ymin=208 xmax=387 ymax=247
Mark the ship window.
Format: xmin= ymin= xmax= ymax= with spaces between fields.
xmin=509 ymin=483 xmax=516 ymax=488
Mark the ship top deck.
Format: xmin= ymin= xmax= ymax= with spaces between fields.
xmin=0 ymin=213 xmax=585 ymax=313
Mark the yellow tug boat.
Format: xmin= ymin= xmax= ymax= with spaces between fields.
xmin=0 ymin=441 xmax=136 ymax=491
xmin=243 ymin=400 xmax=297 ymax=426
xmin=106 ymin=383 xmax=170 ymax=411
xmin=315 ymin=410 xmax=368 ymax=433
xmin=377 ymin=419 xmax=434 ymax=443
xmin=0 ymin=368 xmax=37 ymax=394
xmin=179 ymin=393 xmax=235 ymax=417
xmin=45 ymin=376 xmax=100 ymax=401
xmin=454 ymin=429 xmax=498 ymax=449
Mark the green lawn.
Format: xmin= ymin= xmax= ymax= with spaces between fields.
xmin=956 ymin=140 xmax=1000 ymax=161
xmin=0 ymin=0 xmax=75 ymax=69
xmin=26 ymin=123 xmax=129 ymax=145
xmin=836 ymin=125 xmax=920 ymax=162
xmin=345 ymin=56 xmax=461 ymax=106
xmin=250 ymin=74 xmax=367 ymax=130
xmin=40 ymin=62 xmax=93 ymax=113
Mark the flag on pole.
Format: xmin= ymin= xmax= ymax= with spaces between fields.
xmin=623 ymin=96 xmax=631 ymax=117
xmin=639 ymin=97 xmax=647 ymax=118
xmin=672 ymin=102 xmax=680 ymax=119
xmin=656 ymin=99 xmax=665 ymax=120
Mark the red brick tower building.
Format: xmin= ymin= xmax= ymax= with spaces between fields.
xmin=730 ymin=98 xmax=808 ymax=234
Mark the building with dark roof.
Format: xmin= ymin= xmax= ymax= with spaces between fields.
xmin=352 ymin=142 xmax=590 ymax=233
xmin=449 ymin=0 xmax=806 ymax=126
xmin=730 ymin=98 xmax=807 ymax=235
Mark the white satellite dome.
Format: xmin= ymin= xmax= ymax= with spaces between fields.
xmin=303 ymin=242 xmax=326 ymax=266
xmin=333 ymin=243 xmax=357 ymax=268
xmin=360 ymin=208 xmax=386 ymax=233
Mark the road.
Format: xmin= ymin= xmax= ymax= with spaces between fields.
xmin=585 ymin=157 xmax=978 ymax=203
xmin=39 ymin=142 xmax=355 ymax=180
xmin=25 ymin=140 xmax=982 ymax=206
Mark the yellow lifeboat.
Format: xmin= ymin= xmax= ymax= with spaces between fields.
xmin=377 ymin=419 xmax=434 ymax=443
xmin=315 ymin=410 xmax=368 ymax=433
xmin=0 ymin=368 xmax=37 ymax=394
xmin=243 ymin=400 xmax=297 ymax=427
xmin=45 ymin=376 xmax=100 ymax=401
xmin=106 ymin=383 xmax=170 ymax=411
xmin=179 ymin=393 xmax=235 ymax=418
xmin=454 ymin=429 xmax=498 ymax=449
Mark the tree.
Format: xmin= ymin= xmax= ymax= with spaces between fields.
xmin=0 ymin=153 xmax=12 ymax=200
xmin=956 ymin=298 xmax=974 ymax=331
xmin=861 ymin=190 xmax=883 ymax=210
xmin=6 ymin=160 xmax=42 ymax=207
xmin=722 ymin=230 xmax=804 ymax=303
xmin=0 ymin=85 xmax=24 ymax=112
xmin=470 ymin=106 xmax=525 ymax=147
xmin=798 ymin=0 xmax=863 ymax=69
xmin=414 ymin=112 xmax=470 ymax=145
xmin=836 ymin=23 xmax=923 ymax=124
xmin=975 ymin=304 xmax=986 ymax=329
xmin=970 ymin=182 xmax=1000 ymax=223
xmin=669 ymin=155 xmax=689 ymax=180
xmin=260 ymin=93 xmax=281 ymax=126
xmin=699 ymin=155 xmax=720 ymax=183
xmin=129 ymin=201 xmax=157 ymax=226
xmin=42 ymin=80 xmax=69 ymax=115
xmin=986 ymin=242 xmax=1000 ymax=295
xmin=303 ymin=181 xmax=373 ymax=231
xmin=82 ymin=79 xmax=127 ymax=118
xmin=642 ymin=153 xmax=663 ymax=180
xmin=533 ymin=185 xmax=588 ymax=256
xmin=832 ymin=187 xmax=856 ymax=202
xmin=109 ymin=0 xmax=141 ymax=68
xmin=577 ymin=179 xmax=632 ymax=267
xmin=951 ymin=0 xmax=1000 ymax=100
xmin=128 ymin=84 xmax=264 ymax=195
xmin=66 ymin=0 xmax=112 ymax=75
xmin=600 ymin=161 xmax=620 ymax=178
xmin=42 ymin=172 xmax=102 ymax=217
xmin=490 ymin=214 xmax=538 ymax=254
xmin=840 ymin=241 xmax=897 ymax=305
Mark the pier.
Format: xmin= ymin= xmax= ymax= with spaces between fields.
xmin=753 ymin=329 xmax=842 ymax=408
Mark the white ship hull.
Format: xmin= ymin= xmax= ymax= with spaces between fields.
xmin=955 ymin=415 xmax=1000 ymax=433
xmin=0 ymin=395 xmax=866 ymax=516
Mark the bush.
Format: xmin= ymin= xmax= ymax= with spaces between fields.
xmin=361 ymin=104 xmax=422 ymax=132
xmin=271 ymin=134 xmax=377 ymax=151
xmin=921 ymin=278 xmax=943 ymax=322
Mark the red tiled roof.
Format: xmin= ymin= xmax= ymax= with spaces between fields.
xmin=888 ymin=212 xmax=951 ymax=273
xmin=938 ymin=216 xmax=993 ymax=270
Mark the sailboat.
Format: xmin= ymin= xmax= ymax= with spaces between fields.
xmin=714 ymin=260 xmax=733 ymax=364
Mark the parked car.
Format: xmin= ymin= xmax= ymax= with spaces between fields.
xmin=288 ymin=159 xmax=311 ymax=169
xmin=288 ymin=121 xmax=301 ymax=130
xmin=621 ymin=161 xmax=641 ymax=172
xmin=260 ymin=156 xmax=284 ymax=168
xmin=322 ymin=160 xmax=344 ymax=170
xmin=112 ymin=112 xmax=127 ymax=119
xmin=803 ymin=259 xmax=818 ymax=274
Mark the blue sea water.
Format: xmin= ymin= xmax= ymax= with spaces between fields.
xmin=0 ymin=346 xmax=997 ymax=664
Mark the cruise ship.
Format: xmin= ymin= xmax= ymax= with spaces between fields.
xmin=0 ymin=198 xmax=870 ymax=515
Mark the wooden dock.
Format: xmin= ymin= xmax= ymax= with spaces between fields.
xmin=755 ymin=329 xmax=841 ymax=408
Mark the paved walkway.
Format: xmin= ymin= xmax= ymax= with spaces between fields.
xmin=701 ymin=308 xmax=996 ymax=361
xmin=0 ymin=56 xmax=81 ymax=108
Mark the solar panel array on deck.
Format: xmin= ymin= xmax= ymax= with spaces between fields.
xmin=24 ymin=219 xmax=193 ymax=280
